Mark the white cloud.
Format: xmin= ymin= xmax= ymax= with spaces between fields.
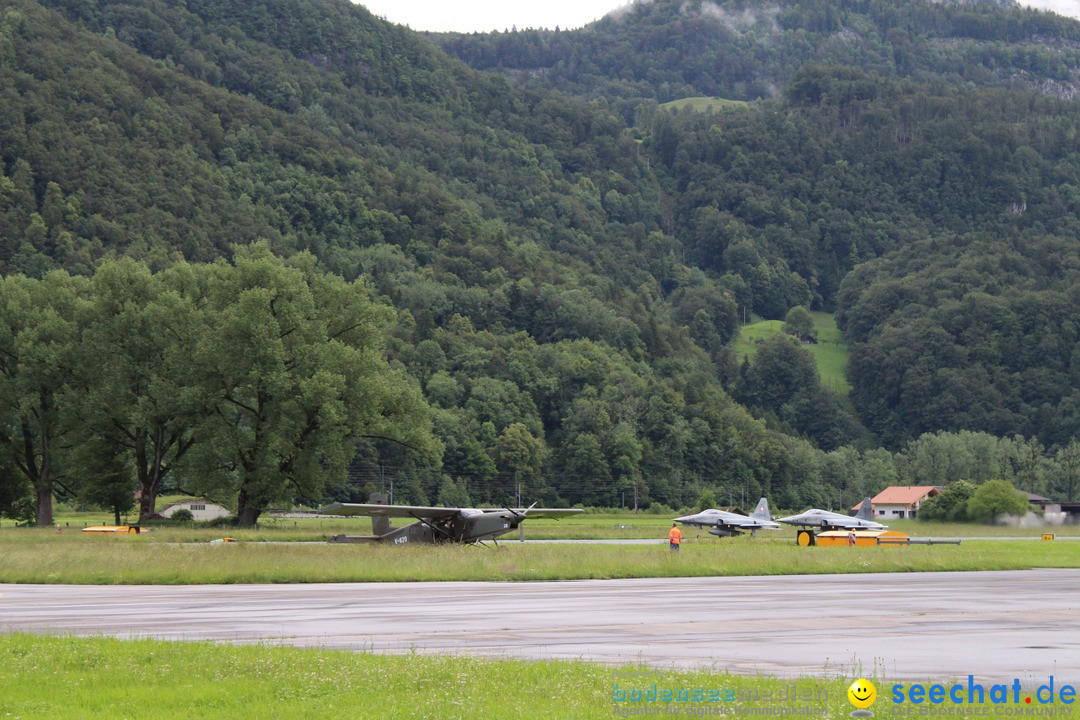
xmin=699 ymin=2 xmax=780 ymax=34
xmin=357 ymin=0 xmax=1080 ymax=33
xmin=608 ymin=0 xmax=652 ymax=22
xmin=356 ymin=0 xmax=626 ymax=32
xmin=1019 ymin=0 xmax=1080 ymax=18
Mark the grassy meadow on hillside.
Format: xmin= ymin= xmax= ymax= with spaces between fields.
xmin=659 ymin=96 xmax=751 ymax=112
xmin=734 ymin=311 xmax=851 ymax=394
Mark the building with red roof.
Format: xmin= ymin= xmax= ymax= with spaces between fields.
xmin=853 ymin=486 xmax=941 ymax=520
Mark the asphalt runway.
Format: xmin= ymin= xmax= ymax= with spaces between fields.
xmin=1 ymin=569 xmax=1078 ymax=680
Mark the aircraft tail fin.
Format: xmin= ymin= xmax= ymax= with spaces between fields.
xmin=751 ymin=497 xmax=771 ymax=520
xmin=855 ymin=497 xmax=873 ymax=520
xmin=369 ymin=492 xmax=392 ymax=536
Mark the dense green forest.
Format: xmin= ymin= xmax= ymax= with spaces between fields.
xmin=634 ymin=68 xmax=1080 ymax=446
xmin=0 ymin=0 xmax=804 ymax=521
xmin=439 ymin=0 xmax=1080 ymax=451
xmin=0 ymin=249 xmax=436 ymax=527
xmin=435 ymin=0 xmax=1080 ymax=114
xmin=0 ymin=0 xmax=1077 ymax=524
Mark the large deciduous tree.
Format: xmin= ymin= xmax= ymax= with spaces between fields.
xmin=918 ymin=480 xmax=976 ymax=521
xmin=0 ymin=272 xmax=88 ymax=526
xmin=75 ymin=259 xmax=213 ymax=521
xmin=495 ymin=421 xmax=545 ymax=505
xmin=1056 ymin=440 xmax=1079 ymax=502
xmin=192 ymin=243 xmax=437 ymax=527
xmin=966 ymin=479 xmax=1028 ymax=523
xmin=71 ymin=437 xmax=135 ymax=526
xmin=783 ymin=306 xmax=816 ymax=343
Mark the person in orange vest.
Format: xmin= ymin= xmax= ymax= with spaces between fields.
xmin=668 ymin=522 xmax=683 ymax=552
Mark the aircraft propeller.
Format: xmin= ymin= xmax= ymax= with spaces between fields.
xmin=506 ymin=501 xmax=538 ymax=523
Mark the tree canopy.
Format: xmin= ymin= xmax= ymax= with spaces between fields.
xmin=0 ymin=0 xmax=1078 ymax=519
xmin=966 ymin=479 xmax=1029 ymax=522
xmin=0 ymin=249 xmax=436 ymax=526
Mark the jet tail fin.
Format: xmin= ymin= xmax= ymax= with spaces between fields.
xmin=369 ymin=492 xmax=392 ymax=536
xmin=751 ymin=497 xmax=771 ymax=521
xmin=855 ymin=497 xmax=873 ymax=520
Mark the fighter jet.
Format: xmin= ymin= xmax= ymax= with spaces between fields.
xmin=776 ymin=497 xmax=887 ymax=531
xmin=674 ymin=497 xmax=780 ymax=537
xmin=320 ymin=499 xmax=582 ymax=545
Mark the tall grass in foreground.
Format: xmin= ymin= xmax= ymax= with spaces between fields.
xmin=0 ymin=536 xmax=1076 ymax=584
xmin=0 ymin=633 xmax=866 ymax=719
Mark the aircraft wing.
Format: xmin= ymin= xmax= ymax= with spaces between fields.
xmin=677 ymin=516 xmax=743 ymax=528
xmin=837 ymin=518 xmax=887 ymax=530
xmin=675 ymin=510 xmax=761 ymax=527
xmin=473 ymin=507 xmax=583 ymax=519
xmin=821 ymin=516 xmax=884 ymax=530
xmin=319 ymin=503 xmax=461 ymax=519
xmin=499 ymin=508 xmax=583 ymax=519
xmin=707 ymin=517 xmax=777 ymax=530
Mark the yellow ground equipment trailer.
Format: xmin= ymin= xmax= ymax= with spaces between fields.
xmin=796 ymin=529 xmax=960 ymax=546
xmin=81 ymin=525 xmax=147 ymax=535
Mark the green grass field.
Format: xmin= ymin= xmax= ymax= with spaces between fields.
xmin=524 ymin=514 xmax=1080 ymax=540
xmin=0 ymin=633 xmax=860 ymax=720
xmin=25 ymin=509 xmax=1080 ymax=544
xmin=659 ymin=96 xmax=751 ymax=112
xmin=0 ymin=528 xmax=1076 ymax=584
xmin=734 ymin=311 xmax=851 ymax=394
xmin=1 ymin=515 xmax=1072 ymax=720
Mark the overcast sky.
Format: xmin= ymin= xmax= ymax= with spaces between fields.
xmin=357 ymin=0 xmax=629 ymax=32
xmin=356 ymin=0 xmax=1080 ymax=33
xmin=1026 ymin=0 xmax=1080 ymax=18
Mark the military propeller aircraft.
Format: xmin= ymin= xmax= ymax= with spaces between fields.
xmin=776 ymin=497 xmax=887 ymax=531
xmin=673 ymin=497 xmax=780 ymax=537
xmin=320 ymin=498 xmax=582 ymax=545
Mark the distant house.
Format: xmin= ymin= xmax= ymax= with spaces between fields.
xmin=160 ymin=499 xmax=231 ymax=522
xmin=860 ymin=486 xmax=941 ymax=520
xmin=1021 ymin=491 xmax=1053 ymax=508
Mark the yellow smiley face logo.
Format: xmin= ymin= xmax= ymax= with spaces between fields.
xmin=848 ymin=678 xmax=877 ymax=709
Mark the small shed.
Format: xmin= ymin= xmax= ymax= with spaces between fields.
xmin=160 ymin=499 xmax=231 ymax=522
xmin=1021 ymin=491 xmax=1053 ymax=508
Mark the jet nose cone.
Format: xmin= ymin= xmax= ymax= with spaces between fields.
xmin=673 ymin=515 xmax=693 ymax=523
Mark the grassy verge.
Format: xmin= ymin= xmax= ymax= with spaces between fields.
xmin=0 ymin=533 xmax=1076 ymax=584
xmin=521 ymin=515 xmax=1080 ymax=539
xmin=34 ymin=510 xmax=1080 ymax=542
xmin=0 ymin=633 xmax=874 ymax=720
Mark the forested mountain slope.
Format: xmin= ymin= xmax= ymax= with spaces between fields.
xmin=438 ymin=0 xmax=1080 ymax=449
xmin=436 ymin=0 xmax=1080 ymax=112
xmin=0 ymin=0 xmax=1076 ymax=519
xmin=1 ymin=0 xmax=839 ymax=510
xmin=650 ymin=69 xmax=1080 ymax=446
